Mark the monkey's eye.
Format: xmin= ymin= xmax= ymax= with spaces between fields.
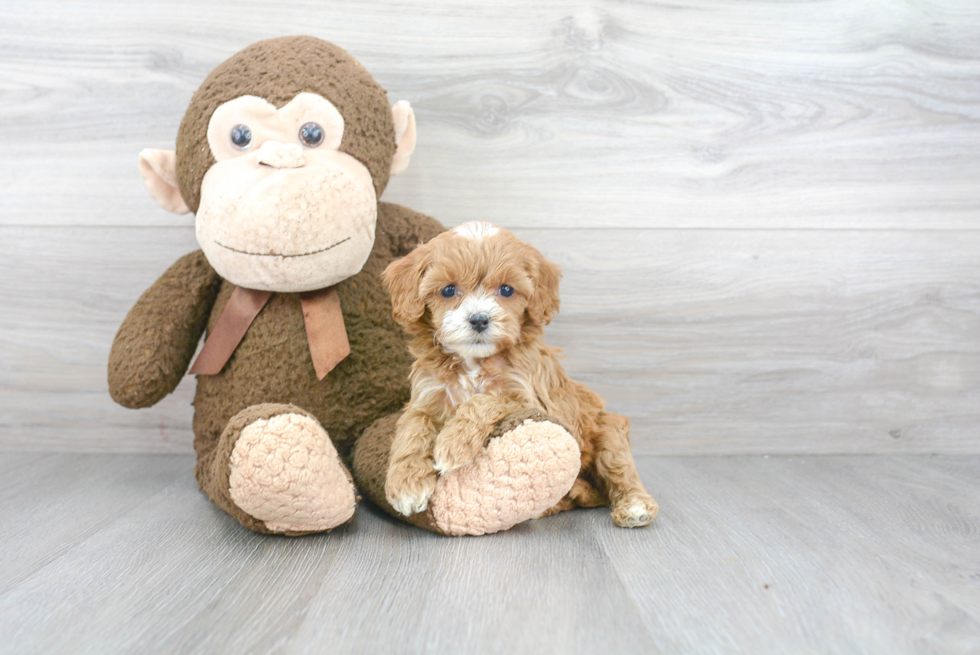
xmin=440 ymin=285 xmax=457 ymax=299
xmin=230 ymin=124 xmax=252 ymax=150
xmin=299 ymin=122 xmax=324 ymax=148
xmin=499 ymin=285 xmax=515 ymax=298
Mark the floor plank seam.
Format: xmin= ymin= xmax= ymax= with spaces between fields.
xmin=584 ymin=516 xmax=663 ymax=653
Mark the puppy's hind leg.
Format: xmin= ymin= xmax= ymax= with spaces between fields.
xmin=538 ymin=477 xmax=609 ymax=518
xmin=592 ymin=412 xmax=659 ymax=528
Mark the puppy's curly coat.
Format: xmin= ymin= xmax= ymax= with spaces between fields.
xmin=382 ymin=221 xmax=658 ymax=528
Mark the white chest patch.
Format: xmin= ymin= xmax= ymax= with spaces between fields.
xmin=458 ymin=362 xmax=486 ymax=394
xmin=452 ymin=221 xmax=500 ymax=240
xmin=447 ymin=360 xmax=487 ymax=406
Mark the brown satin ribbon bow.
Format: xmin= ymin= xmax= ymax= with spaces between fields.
xmin=188 ymin=286 xmax=350 ymax=381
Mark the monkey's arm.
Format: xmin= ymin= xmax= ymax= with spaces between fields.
xmin=377 ymin=201 xmax=446 ymax=257
xmin=108 ymin=250 xmax=222 ymax=409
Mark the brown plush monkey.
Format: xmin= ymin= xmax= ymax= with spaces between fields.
xmin=109 ymin=36 xmax=581 ymax=536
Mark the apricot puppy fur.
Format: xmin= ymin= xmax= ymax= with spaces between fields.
xmin=382 ymin=221 xmax=658 ymax=528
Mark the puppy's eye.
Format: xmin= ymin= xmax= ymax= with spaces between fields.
xmin=440 ymin=285 xmax=457 ymax=299
xmin=499 ymin=284 xmax=515 ymax=298
xmin=230 ymin=124 xmax=252 ymax=150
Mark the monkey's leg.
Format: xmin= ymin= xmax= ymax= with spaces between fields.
xmin=353 ymin=409 xmax=580 ymax=536
xmin=196 ymin=403 xmax=357 ymax=535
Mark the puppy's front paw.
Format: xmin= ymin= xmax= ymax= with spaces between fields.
xmin=386 ymin=464 xmax=438 ymax=517
xmin=612 ymin=494 xmax=659 ymax=528
xmin=390 ymin=489 xmax=433 ymax=517
xmin=433 ymin=420 xmax=486 ymax=474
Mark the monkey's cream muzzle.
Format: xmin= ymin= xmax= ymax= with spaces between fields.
xmin=195 ymin=94 xmax=378 ymax=293
xmin=196 ymin=145 xmax=377 ymax=292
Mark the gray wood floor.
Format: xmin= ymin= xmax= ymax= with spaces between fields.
xmin=1 ymin=453 xmax=977 ymax=655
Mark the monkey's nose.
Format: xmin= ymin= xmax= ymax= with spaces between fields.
xmin=256 ymin=141 xmax=305 ymax=169
xmin=468 ymin=314 xmax=490 ymax=333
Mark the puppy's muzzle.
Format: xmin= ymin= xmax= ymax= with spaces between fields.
xmin=468 ymin=314 xmax=490 ymax=333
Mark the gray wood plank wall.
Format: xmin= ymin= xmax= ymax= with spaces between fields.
xmin=1 ymin=0 xmax=978 ymax=454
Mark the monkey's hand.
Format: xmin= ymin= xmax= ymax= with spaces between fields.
xmin=108 ymin=250 xmax=221 ymax=409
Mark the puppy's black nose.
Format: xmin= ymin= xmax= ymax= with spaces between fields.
xmin=468 ymin=314 xmax=490 ymax=333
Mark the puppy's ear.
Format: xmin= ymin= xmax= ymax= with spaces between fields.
xmin=526 ymin=246 xmax=562 ymax=326
xmin=383 ymin=243 xmax=431 ymax=329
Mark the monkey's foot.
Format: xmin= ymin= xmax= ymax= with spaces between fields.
xmin=212 ymin=404 xmax=357 ymax=535
xmin=427 ymin=414 xmax=580 ymax=536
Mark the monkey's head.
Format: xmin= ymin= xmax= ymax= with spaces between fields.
xmin=138 ymin=36 xmax=417 ymax=292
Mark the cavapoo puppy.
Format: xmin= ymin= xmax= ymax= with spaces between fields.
xmin=382 ymin=221 xmax=658 ymax=528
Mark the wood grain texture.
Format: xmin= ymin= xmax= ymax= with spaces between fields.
xmin=1 ymin=0 xmax=979 ymax=228
xmin=3 ymin=226 xmax=978 ymax=455
xmin=594 ymin=455 xmax=980 ymax=654
xmin=1 ymin=1 xmax=979 ymax=455
xmin=0 ymin=454 xmax=977 ymax=654
xmin=0 ymin=453 xmax=188 ymax=594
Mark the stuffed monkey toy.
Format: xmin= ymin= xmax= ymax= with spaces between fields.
xmin=109 ymin=36 xmax=580 ymax=536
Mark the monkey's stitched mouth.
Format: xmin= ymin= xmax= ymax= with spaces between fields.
xmin=214 ymin=236 xmax=351 ymax=258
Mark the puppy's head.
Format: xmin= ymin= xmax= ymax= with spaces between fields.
xmin=383 ymin=221 xmax=561 ymax=359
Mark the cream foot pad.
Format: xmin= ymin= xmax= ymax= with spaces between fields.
xmin=429 ymin=419 xmax=580 ymax=536
xmin=228 ymin=412 xmax=356 ymax=534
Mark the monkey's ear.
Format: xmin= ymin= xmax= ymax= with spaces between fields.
xmin=526 ymin=248 xmax=562 ymax=326
xmin=390 ymin=100 xmax=417 ymax=176
xmin=138 ymin=149 xmax=190 ymax=214
xmin=383 ymin=243 xmax=430 ymax=330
